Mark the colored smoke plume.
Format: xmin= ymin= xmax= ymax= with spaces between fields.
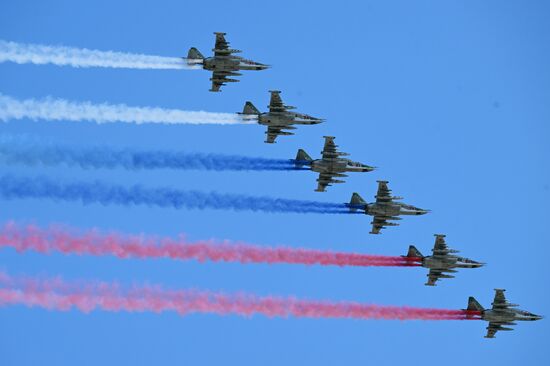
xmin=0 ymin=175 xmax=349 ymax=214
xmin=0 ymin=222 xmax=420 ymax=267
xmin=0 ymin=272 xmax=480 ymax=321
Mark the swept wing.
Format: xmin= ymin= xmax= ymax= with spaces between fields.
xmin=484 ymin=289 xmax=519 ymax=338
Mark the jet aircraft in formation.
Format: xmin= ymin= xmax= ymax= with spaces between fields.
xmin=348 ymin=180 xmax=429 ymax=234
xmin=466 ymin=289 xmax=542 ymax=338
xmin=294 ymin=136 xmax=375 ymax=192
xmin=181 ymin=32 xmax=542 ymax=339
xmin=186 ymin=32 xmax=269 ymax=92
xmin=403 ymin=234 xmax=484 ymax=286
xmin=239 ymin=90 xmax=324 ymax=143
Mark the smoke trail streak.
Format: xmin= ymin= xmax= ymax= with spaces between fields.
xmin=0 ymin=175 xmax=349 ymax=214
xmin=0 ymin=222 xmax=420 ymax=267
xmin=0 ymin=272 xmax=479 ymax=320
xmin=0 ymin=94 xmax=251 ymax=125
xmin=0 ymin=40 xmax=198 ymax=70
xmin=0 ymin=139 xmax=302 ymax=171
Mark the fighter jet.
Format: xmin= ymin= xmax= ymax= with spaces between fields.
xmin=294 ymin=136 xmax=375 ymax=192
xmin=402 ymin=234 xmax=484 ymax=286
xmin=239 ymin=90 xmax=324 ymax=143
xmin=347 ymin=180 xmax=429 ymax=234
xmin=186 ymin=32 xmax=269 ymax=92
xmin=466 ymin=289 xmax=542 ymax=338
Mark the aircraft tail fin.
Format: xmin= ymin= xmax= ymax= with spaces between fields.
xmin=467 ymin=297 xmax=484 ymax=312
xmin=349 ymin=192 xmax=366 ymax=208
xmin=406 ymin=245 xmax=423 ymax=258
xmin=242 ymin=101 xmax=261 ymax=115
xmin=187 ymin=47 xmax=204 ymax=60
xmin=295 ymin=149 xmax=313 ymax=164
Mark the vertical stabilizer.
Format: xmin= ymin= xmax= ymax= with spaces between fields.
xmin=349 ymin=193 xmax=367 ymax=211
xmin=187 ymin=47 xmax=204 ymax=60
xmin=295 ymin=149 xmax=313 ymax=164
xmin=467 ymin=297 xmax=484 ymax=312
xmin=406 ymin=245 xmax=423 ymax=258
xmin=242 ymin=101 xmax=261 ymax=115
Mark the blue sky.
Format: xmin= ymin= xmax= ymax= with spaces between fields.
xmin=1 ymin=1 xmax=549 ymax=365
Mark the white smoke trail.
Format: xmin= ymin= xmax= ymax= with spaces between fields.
xmin=0 ymin=40 xmax=200 ymax=70
xmin=0 ymin=94 xmax=254 ymax=125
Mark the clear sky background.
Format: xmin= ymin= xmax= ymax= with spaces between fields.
xmin=1 ymin=1 xmax=549 ymax=365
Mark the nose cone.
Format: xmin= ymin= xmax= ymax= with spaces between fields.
xmin=309 ymin=117 xmax=325 ymax=124
xmin=470 ymin=261 xmax=485 ymax=268
xmin=256 ymin=63 xmax=270 ymax=70
xmin=416 ymin=208 xmax=430 ymax=215
xmin=533 ymin=314 xmax=543 ymax=321
xmin=362 ymin=165 xmax=376 ymax=172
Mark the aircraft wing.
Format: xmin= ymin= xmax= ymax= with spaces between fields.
xmin=321 ymin=136 xmax=349 ymax=160
xmin=268 ymin=90 xmax=286 ymax=112
xmin=265 ymin=125 xmax=294 ymax=144
xmin=431 ymin=234 xmax=450 ymax=258
xmin=425 ymin=268 xmax=456 ymax=286
xmin=491 ymin=289 xmax=517 ymax=310
xmin=370 ymin=216 xmax=388 ymax=235
xmin=315 ymin=173 xmax=333 ymax=192
xmin=426 ymin=269 xmax=442 ymax=286
xmin=485 ymin=324 xmax=499 ymax=339
xmin=210 ymin=73 xmax=224 ymax=92
xmin=213 ymin=32 xmax=235 ymax=57
xmin=375 ymin=181 xmax=394 ymax=204
xmin=485 ymin=322 xmax=515 ymax=338
xmin=210 ymin=71 xmax=240 ymax=92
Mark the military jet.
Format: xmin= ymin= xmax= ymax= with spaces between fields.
xmin=466 ymin=289 xmax=542 ymax=338
xmin=186 ymin=32 xmax=269 ymax=92
xmin=347 ymin=180 xmax=429 ymax=234
xmin=403 ymin=234 xmax=484 ymax=286
xmin=239 ymin=90 xmax=324 ymax=143
xmin=294 ymin=136 xmax=375 ymax=192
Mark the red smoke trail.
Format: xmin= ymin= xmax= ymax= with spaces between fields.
xmin=0 ymin=272 xmax=480 ymax=320
xmin=0 ymin=222 xmax=421 ymax=267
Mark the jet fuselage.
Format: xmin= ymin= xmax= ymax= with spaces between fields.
xmin=482 ymin=309 xmax=542 ymax=324
xmin=258 ymin=111 xmax=322 ymax=127
xmin=310 ymin=159 xmax=373 ymax=174
xmin=202 ymin=56 xmax=268 ymax=72
xmin=423 ymin=256 xmax=483 ymax=270
xmin=365 ymin=202 xmax=428 ymax=217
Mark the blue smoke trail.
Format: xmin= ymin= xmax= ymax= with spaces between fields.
xmin=0 ymin=175 xmax=350 ymax=214
xmin=0 ymin=140 xmax=308 ymax=171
